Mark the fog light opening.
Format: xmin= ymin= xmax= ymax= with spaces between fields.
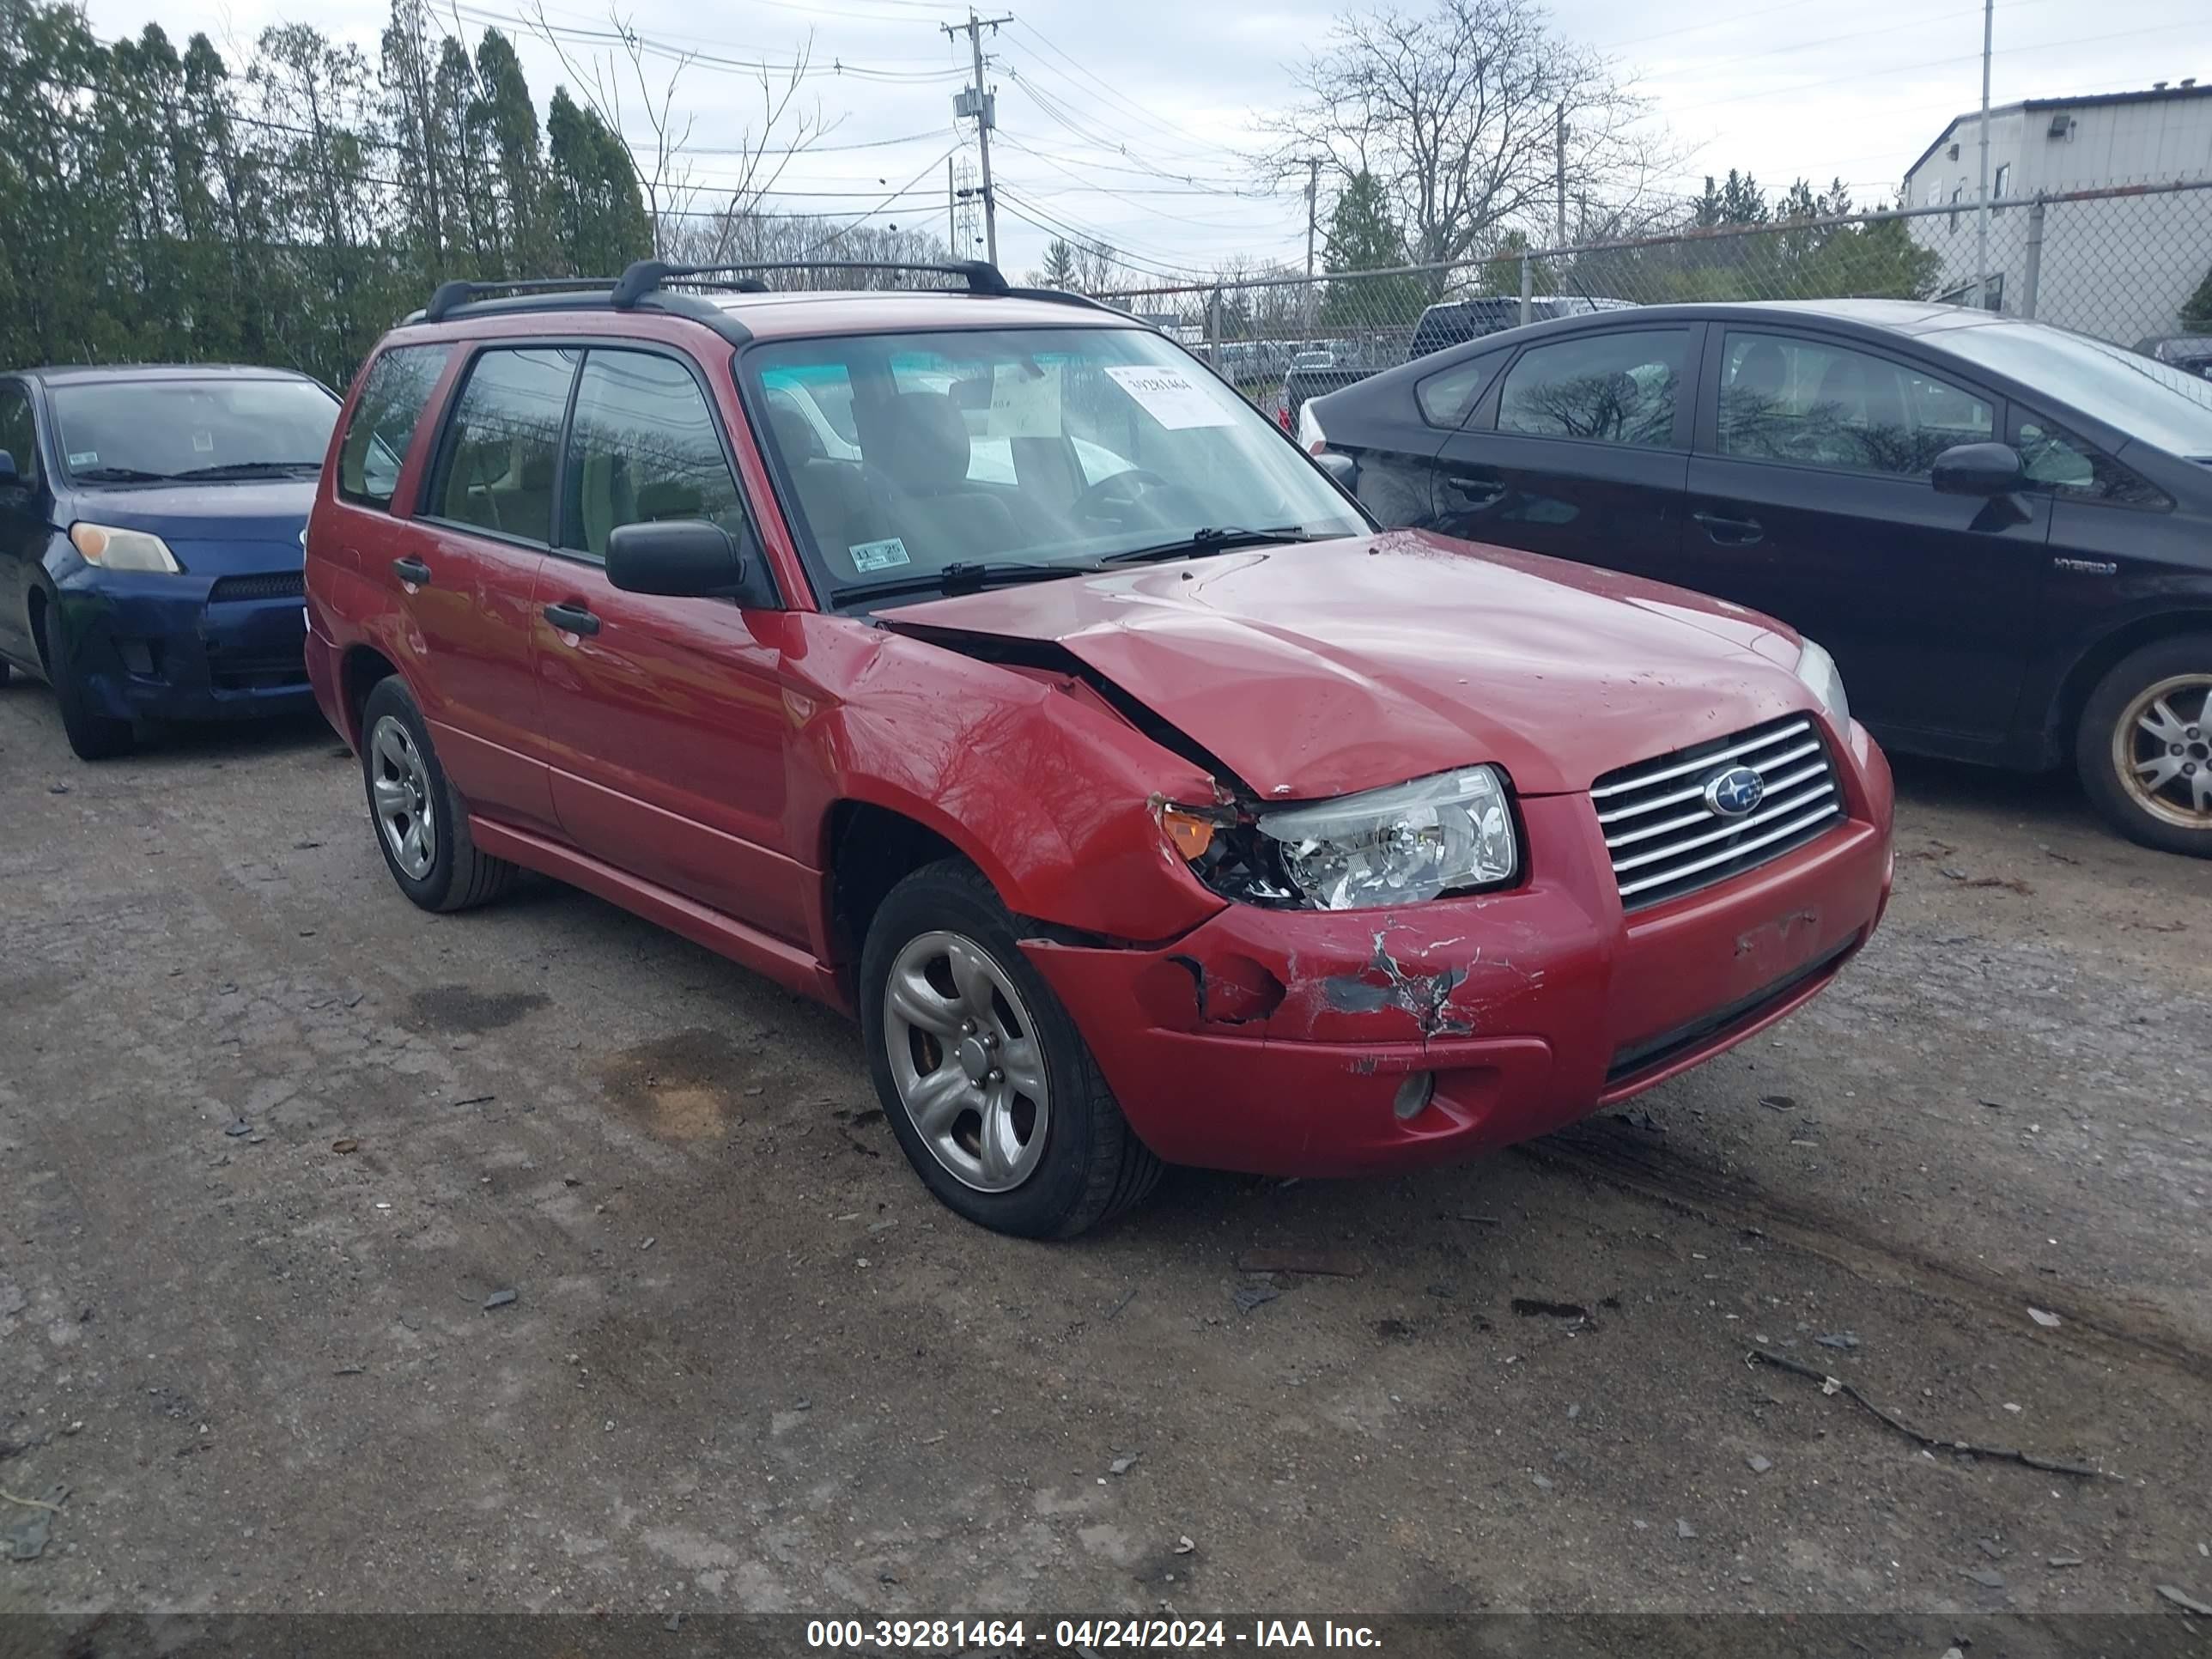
xmin=1392 ymin=1070 xmax=1437 ymax=1121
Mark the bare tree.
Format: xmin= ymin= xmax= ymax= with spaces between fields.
xmin=1259 ymin=0 xmax=1669 ymax=278
xmin=521 ymin=3 xmax=827 ymax=259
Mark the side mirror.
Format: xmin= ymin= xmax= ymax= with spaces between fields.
xmin=606 ymin=518 xmax=769 ymax=604
xmin=0 ymin=449 xmax=19 ymax=489
xmin=1931 ymin=441 xmax=2026 ymax=497
xmin=1315 ymin=450 xmax=1358 ymax=491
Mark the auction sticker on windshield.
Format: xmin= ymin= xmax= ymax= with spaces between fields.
xmin=988 ymin=362 xmax=1062 ymax=437
xmin=850 ymin=537 xmax=912 ymax=572
xmin=1103 ymin=365 xmax=1238 ymax=429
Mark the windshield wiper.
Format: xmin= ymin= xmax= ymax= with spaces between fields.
xmin=834 ymin=559 xmax=1107 ymax=605
xmin=71 ymin=465 xmax=174 ymax=483
xmin=169 ymin=460 xmax=323 ymax=479
xmin=1100 ymin=526 xmax=1319 ymax=565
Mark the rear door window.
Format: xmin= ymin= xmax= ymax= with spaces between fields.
xmin=428 ymin=348 xmax=579 ymax=544
xmin=339 ymin=344 xmax=451 ymax=509
xmin=1496 ymin=329 xmax=1687 ymax=447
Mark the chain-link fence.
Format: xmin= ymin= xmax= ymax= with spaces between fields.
xmin=1092 ymin=177 xmax=2212 ymax=412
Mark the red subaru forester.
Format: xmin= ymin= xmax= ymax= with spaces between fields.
xmin=304 ymin=260 xmax=1894 ymax=1237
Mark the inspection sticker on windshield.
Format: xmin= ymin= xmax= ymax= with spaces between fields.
xmin=988 ymin=362 xmax=1061 ymax=438
xmin=849 ymin=537 xmax=911 ymax=573
xmin=68 ymin=451 xmax=98 ymax=467
xmin=1103 ymin=366 xmax=1237 ymax=430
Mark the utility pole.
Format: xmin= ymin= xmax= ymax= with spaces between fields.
xmin=1304 ymin=156 xmax=1321 ymax=278
xmin=1555 ymin=107 xmax=1568 ymax=246
xmin=1303 ymin=156 xmax=1321 ymax=332
xmin=1973 ymin=0 xmax=1993 ymax=308
xmin=944 ymin=9 xmax=1012 ymax=268
xmin=947 ymin=156 xmax=957 ymax=253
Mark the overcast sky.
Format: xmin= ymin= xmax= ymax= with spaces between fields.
xmin=76 ymin=0 xmax=2207 ymax=284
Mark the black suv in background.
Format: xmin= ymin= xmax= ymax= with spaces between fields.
xmin=1407 ymin=295 xmax=1635 ymax=361
xmin=1302 ymin=299 xmax=2212 ymax=857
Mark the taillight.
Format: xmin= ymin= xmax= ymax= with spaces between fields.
xmin=1295 ymin=400 xmax=1328 ymax=455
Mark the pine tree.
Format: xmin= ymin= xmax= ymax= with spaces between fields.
xmin=2184 ymin=264 xmax=2212 ymax=331
xmin=1318 ymin=170 xmax=1425 ymax=326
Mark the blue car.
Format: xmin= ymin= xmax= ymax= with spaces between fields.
xmin=0 ymin=364 xmax=342 ymax=758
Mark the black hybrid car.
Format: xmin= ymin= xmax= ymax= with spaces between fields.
xmin=1301 ymin=299 xmax=2212 ymax=857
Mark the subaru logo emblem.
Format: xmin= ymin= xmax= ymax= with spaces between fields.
xmin=1702 ymin=764 xmax=1765 ymax=819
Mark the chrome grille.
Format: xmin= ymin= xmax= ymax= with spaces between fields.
xmin=1591 ymin=715 xmax=1846 ymax=909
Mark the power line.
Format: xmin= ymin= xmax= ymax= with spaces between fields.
xmin=1004 ymin=17 xmax=1240 ymax=162
xmin=996 ymin=137 xmax=1293 ymax=231
xmin=994 ymin=187 xmax=1241 ymax=280
xmin=805 ymin=143 xmax=965 ymax=255
xmin=1680 ymin=18 xmax=2204 ymax=112
xmin=455 ymin=3 xmax=968 ymax=82
xmin=1630 ymin=0 xmax=2062 ymax=85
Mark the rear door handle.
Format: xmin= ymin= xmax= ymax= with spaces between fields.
xmin=392 ymin=556 xmax=432 ymax=586
xmin=1692 ymin=510 xmax=1764 ymax=545
xmin=1443 ymin=474 xmax=1504 ymax=505
xmin=543 ymin=601 xmax=600 ymax=637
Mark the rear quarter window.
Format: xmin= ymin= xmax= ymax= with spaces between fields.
xmin=339 ymin=344 xmax=453 ymax=510
xmin=1416 ymin=349 xmax=1508 ymax=428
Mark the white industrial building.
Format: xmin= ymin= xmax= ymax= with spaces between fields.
xmin=1900 ymin=82 xmax=2212 ymax=343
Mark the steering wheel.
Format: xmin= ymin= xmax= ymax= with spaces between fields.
xmin=1072 ymin=467 xmax=1194 ymax=526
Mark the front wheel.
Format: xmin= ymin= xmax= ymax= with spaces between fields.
xmin=859 ymin=860 xmax=1161 ymax=1238
xmin=42 ymin=611 xmax=132 ymax=761
xmin=2076 ymin=634 xmax=2212 ymax=858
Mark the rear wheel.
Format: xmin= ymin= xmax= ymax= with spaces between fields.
xmin=40 ymin=611 xmax=133 ymax=761
xmin=859 ymin=860 xmax=1161 ymax=1238
xmin=358 ymin=676 xmax=518 ymax=911
xmin=2076 ymin=634 xmax=2212 ymax=858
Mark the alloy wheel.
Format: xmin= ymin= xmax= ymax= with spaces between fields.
xmin=2114 ymin=673 xmax=2212 ymax=830
xmin=368 ymin=714 xmax=438 ymax=879
xmin=882 ymin=929 xmax=1051 ymax=1193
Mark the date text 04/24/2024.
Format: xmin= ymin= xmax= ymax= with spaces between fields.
xmin=804 ymin=1620 xmax=1382 ymax=1650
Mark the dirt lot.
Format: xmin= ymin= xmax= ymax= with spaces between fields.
xmin=2 ymin=680 xmax=2209 ymax=1622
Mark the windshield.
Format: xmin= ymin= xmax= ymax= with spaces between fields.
xmin=742 ymin=326 xmax=1367 ymax=599
xmin=1930 ymin=322 xmax=2212 ymax=459
xmin=53 ymin=378 xmax=340 ymax=480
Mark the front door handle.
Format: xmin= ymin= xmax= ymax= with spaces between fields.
xmin=1692 ymin=510 xmax=1764 ymax=546
xmin=392 ymin=556 xmax=432 ymax=586
xmin=543 ymin=600 xmax=600 ymax=637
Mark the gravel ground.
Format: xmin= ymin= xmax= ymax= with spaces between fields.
xmin=2 ymin=680 xmax=2209 ymax=1621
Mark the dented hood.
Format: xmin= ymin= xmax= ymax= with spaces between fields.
xmin=876 ymin=530 xmax=1815 ymax=799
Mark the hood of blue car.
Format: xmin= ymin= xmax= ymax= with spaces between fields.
xmin=70 ymin=478 xmax=313 ymax=574
xmin=73 ymin=477 xmax=316 ymax=539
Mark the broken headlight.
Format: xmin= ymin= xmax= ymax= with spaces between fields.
xmin=1255 ymin=766 xmax=1517 ymax=910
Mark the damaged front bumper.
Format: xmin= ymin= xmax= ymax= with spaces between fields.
xmin=1021 ymin=742 xmax=1893 ymax=1177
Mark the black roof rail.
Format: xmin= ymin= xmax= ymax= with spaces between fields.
xmin=423 ymin=276 xmax=618 ymax=324
xmin=410 ymin=256 xmax=1036 ymax=339
xmin=1002 ymin=285 xmax=1142 ymax=321
xmin=612 ymin=258 xmax=1012 ymax=305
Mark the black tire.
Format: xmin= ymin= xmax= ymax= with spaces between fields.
xmin=2075 ymin=633 xmax=2212 ymax=859
xmin=859 ymin=859 xmax=1162 ymax=1238
xmin=41 ymin=610 xmax=133 ymax=761
xmin=358 ymin=675 xmax=519 ymax=911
